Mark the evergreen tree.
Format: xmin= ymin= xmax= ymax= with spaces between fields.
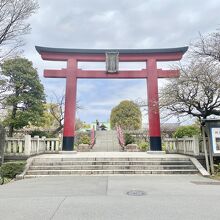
xmin=1 ymin=57 xmax=45 ymax=136
xmin=110 ymin=100 xmax=142 ymax=130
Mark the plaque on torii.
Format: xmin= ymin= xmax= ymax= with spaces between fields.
xmin=106 ymin=52 xmax=119 ymax=73
xmin=36 ymin=46 xmax=188 ymax=151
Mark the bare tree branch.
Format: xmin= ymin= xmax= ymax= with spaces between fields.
xmin=48 ymin=92 xmax=83 ymax=135
xmin=160 ymin=58 xmax=220 ymax=123
xmin=0 ymin=0 xmax=39 ymax=61
xmin=191 ymin=31 xmax=220 ymax=63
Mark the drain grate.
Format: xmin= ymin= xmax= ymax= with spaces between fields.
xmin=126 ymin=190 xmax=146 ymax=196
xmin=191 ymin=181 xmax=220 ymax=185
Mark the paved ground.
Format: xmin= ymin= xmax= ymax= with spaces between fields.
xmin=0 ymin=175 xmax=220 ymax=220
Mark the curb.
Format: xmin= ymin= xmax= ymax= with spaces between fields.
xmin=190 ymin=157 xmax=210 ymax=176
xmin=16 ymin=157 xmax=34 ymax=180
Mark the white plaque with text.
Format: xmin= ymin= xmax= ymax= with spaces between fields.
xmin=211 ymin=128 xmax=220 ymax=154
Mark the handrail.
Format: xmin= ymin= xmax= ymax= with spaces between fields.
xmin=90 ymin=127 xmax=96 ymax=148
xmin=4 ymin=135 xmax=61 ymax=156
xmin=116 ymin=125 xmax=125 ymax=149
xmin=163 ymin=136 xmax=206 ymax=156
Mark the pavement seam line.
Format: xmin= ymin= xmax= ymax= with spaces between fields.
xmin=106 ymin=176 xmax=109 ymax=195
xmin=49 ymin=196 xmax=67 ymax=220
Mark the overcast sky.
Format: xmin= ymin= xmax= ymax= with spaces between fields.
xmin=23 ymin=0 xmax=220 ymax=124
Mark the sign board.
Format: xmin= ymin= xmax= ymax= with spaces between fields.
xmin=210 ymin=127 xmax=220 ymax=155
xmin=203 ymin=119 xmax=220 ymax=156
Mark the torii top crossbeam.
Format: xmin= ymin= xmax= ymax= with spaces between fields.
xmin=36 ymin=46 xmax=188 ymax=151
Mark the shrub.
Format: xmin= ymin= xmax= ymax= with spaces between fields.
xmin=29 ymin=130 xmax=54 ymax=138
xmin=214 ymin=163 xmax=220 ymax=174
xmin=78 ymin=134 xmax=90 ymax=145
xmin=138 ymin=142 xmax=149 ymax=151
xmin=124 ymin=133 xmax=135 ymax=145
xmin=162 ymin=143 xmax=166 ymax=151
xmin=2 ymin=161 xmax=26 ymax=179
xmin=173 ymin=125 xmax=200 ymax=138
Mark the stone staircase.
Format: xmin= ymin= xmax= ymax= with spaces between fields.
xmin=92 ymin=130 xmax=121 ymax=152
xmin=24 ymin=156 xmax=199 ymax=178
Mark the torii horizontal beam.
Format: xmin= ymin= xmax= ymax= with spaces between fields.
xmin=44 ymin=69 xmax=180 ymax=79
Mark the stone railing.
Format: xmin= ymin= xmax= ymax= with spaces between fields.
xmin=163 ymin=136 xmax=207 ymax=156
xmin=4 ymin=135 xmax=61 ymax=157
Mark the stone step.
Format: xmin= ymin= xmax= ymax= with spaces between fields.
xmin=93 ymin=130 xmax=120 ymax=152
xmin=29 ymin=165 xmax=196 ymax=170
xmin=32 ymin=157 xmax=191 ymax=162
xmin=26 ymin=169 xmax=198 ymax=175
xmin=32 ymin=160 xmax=193 ymax=166
xmin=93 ymin=143 xmax=120 ymax=145
xmin=96 ymin=138 xmax=118 ymax=140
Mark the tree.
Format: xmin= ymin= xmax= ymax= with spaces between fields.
xmin=1 ymin=57 xmax=45 ymax=136
xmin=75 ymin=118 xmax=84 ymax=131
xmin=0 ymin=0 xmax=39 ymax=60
xmin=48 ymin=94 xmax=65 ymax=134
xmin=160 ymin=59 xmax=220 ymax=123
xmin=192 ymin=31 xmax=220 ymax=62
xmin=161 ymin=30 xmax=220 ymax=126
xmin=47 ymin=93 xmax=82 ymax=135
xmin=0 ymin=75 xmax=8 ymax=102
xmin=110 ymin=100 xmax=142 ymax=130
xmin=173 ymin=125 xmax=200 ymax=138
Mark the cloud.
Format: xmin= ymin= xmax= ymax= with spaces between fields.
xmin=20 ymin=0 xmax=220 ymax=123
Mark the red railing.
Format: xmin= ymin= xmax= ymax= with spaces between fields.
xmin=116 ymin=125 xmax=125 ymax=150
xmin=90 ymin=127 xmax=96 ymax=148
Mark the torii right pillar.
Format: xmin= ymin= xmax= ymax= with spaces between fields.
xmin=147 ymin=58 xmax=162 ymax=151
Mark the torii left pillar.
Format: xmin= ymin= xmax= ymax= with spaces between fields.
xmin=37 ymin=58 xmax=78 ymax=150
xmin=63 ymin=59 xmax=77 ymax=150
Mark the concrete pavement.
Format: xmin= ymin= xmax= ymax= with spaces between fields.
xmin=0 ymin=175 xmax=220 ymax=220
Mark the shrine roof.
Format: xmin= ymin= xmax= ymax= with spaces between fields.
xmin=35 ymin=46 xmax=188 ymax=55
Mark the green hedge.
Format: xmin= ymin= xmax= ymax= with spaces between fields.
xmin=29 ymin=130 xmax=55 ymax=138
xmin=77 ymin=134 xmax=90 ymax=145
xmin=124 ymin=133 xmax=135 ymax=145
xmin=138 ymin=142 xmax=149 ymax=151
xmin=173 ymin=125 xmax=200 ymax=138
xmin=1 ymin=161 xmax=26 ymax=179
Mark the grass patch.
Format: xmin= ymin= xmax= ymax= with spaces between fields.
xmin=1 ymin=161 xmax=26 ymax=182
xmin=210 ymin=175 xmax=220 ymax=181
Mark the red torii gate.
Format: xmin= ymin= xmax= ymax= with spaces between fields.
xmin=36 ymin=46 xmax=188 ymax=151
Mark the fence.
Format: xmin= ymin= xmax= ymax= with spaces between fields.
xmin=4 ymin=134 xmax=208 ymax=157
xmin=4 ymin=135 xmax=61 ymax=157
xmin=163 ymin=136 xmax=207 ymax=156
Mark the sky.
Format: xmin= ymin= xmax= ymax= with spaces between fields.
xmin=22 ymin=0 xmax=220 ymax=125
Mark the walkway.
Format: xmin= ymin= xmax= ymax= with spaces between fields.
xmin=0 ymin=175 xmax=220 ymax=219
xmin=92 ymin=130 xmax=121 ymax=152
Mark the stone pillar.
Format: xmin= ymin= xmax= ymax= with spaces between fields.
xmin=34 ymin=136 xmax=40 ymax=154
xmin=147 ymin=59 xmax=162 ymax=151
xmin=24 ymin=135 xmax=32 ymax=156
xmin=193 ymin=135 xmax=200 ymax=156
